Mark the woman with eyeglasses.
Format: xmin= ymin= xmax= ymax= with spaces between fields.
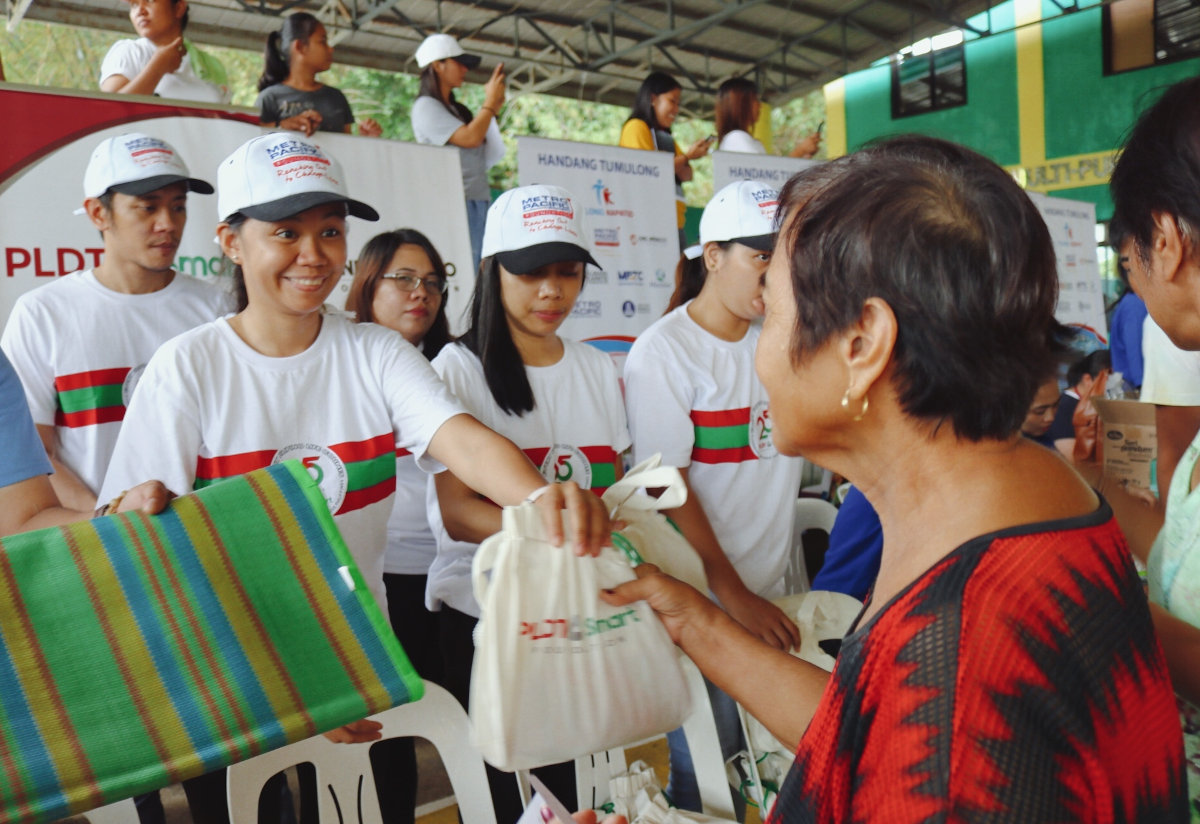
xmin=344 ymin=228 xmax=451 ymax=823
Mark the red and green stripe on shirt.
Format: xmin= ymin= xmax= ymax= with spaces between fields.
xmin=54 ymin=368 xmax=129 ymax=428
xmin=691 ymin=407 xmax=757 ymax=464
xmin=194 ymin=434 xmax=396 ymax=515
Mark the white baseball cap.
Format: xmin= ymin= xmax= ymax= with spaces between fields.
xmin=415 ymin=33 xmax=481 ymax=70
xmin=481 ymin=184 xmax=599 ymax=274
xmin=216 ymin=133 xmax=378 ymax=223
xmin=684 ymin=179 xmax=780 ymax=259
xmin=83 ymin=132 xmax=213 ymax=199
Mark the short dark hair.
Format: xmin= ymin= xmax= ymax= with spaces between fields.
xmin=1066 ymin=349 xmax=1111 ymax=389
xmin=715 ymin=77 xmax=758 ymax=141
xmin=1110 ymin=77 xmax=1200 ymax=267
xmin=345 ymin=228 xmax=452 ymax=360
xmin=627 ymin=71 xmax=681 ymax=132
xmin=259 ymin=12 xmax=322 ymax=91
xmin=776 ymin=135 xmax=1067 ymax=441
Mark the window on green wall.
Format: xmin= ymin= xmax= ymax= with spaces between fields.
xmin=1105 ymin=0 xmax=1200 ymax=73
xmin=890 ymin=32 xmax=966 ymax=118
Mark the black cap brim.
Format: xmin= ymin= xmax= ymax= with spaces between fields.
xmin=453 ymin=53 xmax=482 ymax=70
xmin=111 ymin=174 xmax=214 ymax=196
xmin=234 ymin=191 xmax=380 ymax=223
xmin=730 ymin=232 xmax=776 ymax=252
xmin=494 ymin=241 xmax=599 ymax=275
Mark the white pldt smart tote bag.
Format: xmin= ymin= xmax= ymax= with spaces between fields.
xmin=470 ymin=501 xmax=692 ymax=771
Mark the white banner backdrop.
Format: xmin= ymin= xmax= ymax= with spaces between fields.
xmin=1030 ymin=192 xmax=1108 ymax=344
xmin=0 ymin=91 xmax=473 ymax=333
xmin=517 ymin=136 xmax=679 ymax=359
xmin=712 ymin=151 xmax=817 ymax=193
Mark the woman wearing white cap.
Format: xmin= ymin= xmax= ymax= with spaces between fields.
xmin=411 ymin=33 xmax=506 ymax=272
xmin=623 ymin=179 xmax=804 ymax=814
xmin=98 ymin=137 xmax=610 ymax=765
xmin=427 ymin=183 xmax=631 ymax=821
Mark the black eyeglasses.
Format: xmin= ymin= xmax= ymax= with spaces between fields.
xmin=380 ymin=272 xmax=448 ymax=294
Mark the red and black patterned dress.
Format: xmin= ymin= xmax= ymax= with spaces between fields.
xmin=769 ymin=502 xmax=1188 ymax=823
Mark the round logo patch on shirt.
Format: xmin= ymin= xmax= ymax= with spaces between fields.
xmin=273 ymin=443 xmax=348 ymax=513
xmin=539 ymin=444 xmax=593 ymax=489
xmin=749 ymin=401 xmax=778 ymax=459
xmin=122 ymin=363 xmax=147 ymax=407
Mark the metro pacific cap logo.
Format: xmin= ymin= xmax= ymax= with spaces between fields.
xmin=521 ymin=194 xmax=573 ymax=219
xmin=122 ymin=136 xmax=175 ymax=167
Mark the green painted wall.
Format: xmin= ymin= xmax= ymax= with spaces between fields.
xmin=839 ymin=0 xmax=1200 ymax=221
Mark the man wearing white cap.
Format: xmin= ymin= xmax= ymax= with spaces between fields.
xmin=623 ymin=179 xmax=803 ymax=814
xmin=1 ymin=132 xmax=233 ymax=515
xmin=411 ymin=32 xmax=506 ymax=271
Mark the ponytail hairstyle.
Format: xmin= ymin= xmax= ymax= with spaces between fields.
xmin=418 ymin=64 xmax=473 ymax=124
xmin=222 ymin=213 xmax=251 ymax=312
xmin=715 ymin=77 xmax=758 ymax=142
xmin=458 ymin=257 xmax=535 ymax=415
xmin=258 ymin=12 xmax=322 ymax=91
xmin=346 ymin=228 xmax=453 ymax=360
xmin=665 ymin=252 xmax=708 ymax=313
xmin=626 ymin=71 xmax=681 ymax=132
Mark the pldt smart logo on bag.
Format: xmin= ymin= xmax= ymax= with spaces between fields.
xmin=521 ymin=609 xmax=640 ymax=653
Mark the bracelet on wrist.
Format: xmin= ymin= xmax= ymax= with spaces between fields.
xmin=95 ymin=489 xmax=128 ymax=518
xmin=524 ymin=485 xmax=551 ymax=504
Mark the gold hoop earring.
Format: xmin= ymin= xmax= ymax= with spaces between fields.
xmin=854 ymin=395 xmax=869 ymax=422
xmin=840 ymin=388 xmax=852 ymax=411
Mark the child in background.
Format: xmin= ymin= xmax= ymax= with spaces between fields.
xmin=256 ymin=12 xmax=381 ymax=137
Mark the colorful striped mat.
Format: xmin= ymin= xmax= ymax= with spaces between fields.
xmin=0 ymin=461 xmax=422 ymax=823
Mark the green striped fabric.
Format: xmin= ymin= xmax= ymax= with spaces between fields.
xmin=0 ymin=461 xmax=421 ymax=823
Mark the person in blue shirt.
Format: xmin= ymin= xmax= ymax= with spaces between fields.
xmin=1109 ymin=290 xmax=1147 ymax=389
xmin=811 ymin=486 xmax=883 ymax=602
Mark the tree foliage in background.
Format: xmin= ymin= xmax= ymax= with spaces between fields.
xmin=1 ymin=20 xmax=824 ymax=207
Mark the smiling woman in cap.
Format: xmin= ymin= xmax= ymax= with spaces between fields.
xmin=411 ymin=32 xmax=506 ymax=271
xmin=97 ymin=139 xmax=611 ymax=762
xmin=427 ymin=183 xmax=630 ymax=822
xmin=623 ymin=178 xmax=804 ymax=813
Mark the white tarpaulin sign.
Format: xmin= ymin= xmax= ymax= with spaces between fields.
xmin=517 ymin=136 xmax=679 ymax=358
xmin=712 ymin=151 xmax=817 ymax=193
xmin=0 ymin=87 xmax=474 ymax=333
xmin=1029 ymin=192 xmax=1108 ymax=344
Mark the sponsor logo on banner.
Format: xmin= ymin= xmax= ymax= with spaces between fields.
xmin=586 ymin=270 xmax=609 ymax=285
xmin=635 ymin=234 xmax=669 ymax=246
xmin=749 ymin=400 xmax=779 ymax=459
xmin=272 ymin=443 xmax=348 ymax=513
xmin=594 ymin=227 xmax=620 ymax=248
xmin=637 ymin=302 xmax=650 ymax=315
xmin=651 ymin=268 xmax=671 ymax=288
xmin=592 ymin=178 xmax=616 ymax=206
xmin=617 ymin=270 xmax=643 ymax=285
xmin=573 ymin=299 xmax=603 ymax=318
xmin=622 ymin=300 xmax=635 ymax=318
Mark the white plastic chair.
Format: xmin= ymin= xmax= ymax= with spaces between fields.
xmin=567 ymin=656 xmax=734 ymax=820
xmin=226 ymin=681 xmax=496 ymax=824
xmin=785 ymin=498 xmax=839 ymax=596
xmin=79 ymin=797 xmax=137 ymax=822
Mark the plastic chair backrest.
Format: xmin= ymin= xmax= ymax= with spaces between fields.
xmin=226 ymin=681 xmax=496 ymax=824
xmin=786 ymin=498 xmax=839 ymax=595
xmin=80 ymin=798 xmax=137 ymax=823
xmin=571 ymin=656 xmax=734 ymax=819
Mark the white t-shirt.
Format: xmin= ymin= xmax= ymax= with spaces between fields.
xmin=98 ymin=313 xmax=464 ymax=611
xmin=718 ymin=130 xmax=766 ymax=154
xmin=410 ymin=96 xmax=503 ymax=201
xmin=0 ymin=270 xmax=233 ymax=495
xmin=100 ymin=38 xmax=229 ymax=104
xmin=425 ymin=340 xmax=631 ymax=616
xmin=1141 ymin=316 xmax=1200 ymax=406
xmin=623 ymin=304 xmax=801 ymax=598
xmin=385 ymin=448 xmax=438 ymax=576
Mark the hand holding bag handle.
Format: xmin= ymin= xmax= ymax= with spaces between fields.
xmin=601 ymin=454 xmax=688 ymax=513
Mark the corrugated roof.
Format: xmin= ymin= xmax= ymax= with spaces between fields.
xmin=21 ymin=0 xmax=1000 ymax=108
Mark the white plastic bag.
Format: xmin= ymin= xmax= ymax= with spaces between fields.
xmin=470 ymin=501 xmax=693 ymax=771
xmin=602 ymin=455 xmax=708 ymax=593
